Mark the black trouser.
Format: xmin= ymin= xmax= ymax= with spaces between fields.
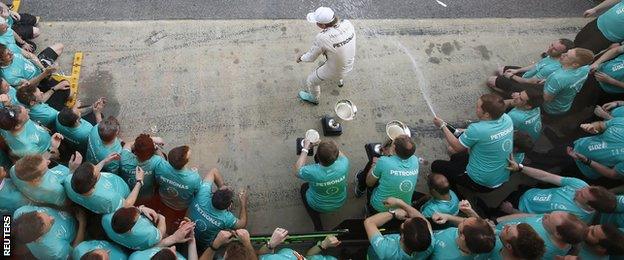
xmin=355 ymin=160 xmax=379 ymax=215
xmin=300 ymin=183 xmax=324 ymax=231
xmin=431 ymin=152 xmax=497 ymax=194
xmin=12 ymin=13 xmax=37 ymax=39
xmin=494 ymin=66 xmax=530 ymax=99
xmin=36 ymin=47 xmax=70 ymax=111
xmin=574 ymin=19 xmax=616 ymax=54
xmin=528 ymin=144 xmax=624 ymax=188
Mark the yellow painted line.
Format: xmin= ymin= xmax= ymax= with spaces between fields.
xmin=65 ymin=52 xmax=83 ymax=107
xmin=10 ymin=0 xmax=21 ymax=12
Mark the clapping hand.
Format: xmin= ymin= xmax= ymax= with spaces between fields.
xmin=268 ymin=227 xmax=289 ymax=249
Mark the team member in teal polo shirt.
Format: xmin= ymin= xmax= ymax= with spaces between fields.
xmin=16 ymin=84 xmax=69 ymax=127
xmin=577 ymin=0 xmax=624 ymax=53
xmin=491 ymin=223 xmax=546 ymax=260
xmin=567 ymin=117 xmax=624 ymax=182
xmin=506 ymin=88 xmax=544 ymax=141
xmin=56 ymin=100 xmax=104 ymax=154
xmin=0 ymin=105 xmax=56 ymax=158
xmin=576 ymin=224 xmax=624 ymax=260
xmin=86 ymin=116 xmax=123 ymax=173
xmin=10 ymin=153 xmax=70 ymax=206
xmin=130 ymin=217 xmax=198 ymax=260
xmin=65 ymin=153 xmax=144 ymax=214
xmin=358 ymin=135 xmax=419 ymax=214
xmin=102 ymin=206 xmax=195 ymax=250
xmin=420 ymin=173 xmax=459 ymax=218
xmin=433 ymin=94 xmax=513 ymax=193
xmin=295 ymin=139 xmax=349 ymax=231
xmin=0 ymin=43 xmax=65 ymax=88
xmin=365 ymin=197 xmax=433 ymax=260
xmin=119 ymin=134 xmax=166 ymax=203
xmin=155 ymin=145 xmax=201 ymax=233
xmin=543 ymin=48 xmax=593 ymax=115
xmin=430 ymin=217 xmax=497 ymax=259
xmin=488 ymin=39 xmax=572 ymax=98
xmin=496 ymin=212 xmax=588 ymax=259
xmin=0 ymin=17 xmax=25 ymax=54
xmin=0 ymin=166 xmax=31 ymax=214
xmin=13 ymin=205 xmax=86 ymax=260
xmin=72 ymin=240 xmax=128 ymax=260
xmin=0 ymin=78 xmax=21 ymax=108
xmin=188 ymin=168 xmax=247 ymax=251
xmin=502 ymin=160 xmax=617 ymax=223
xmin=0 ymin=3 xmax=39 ymax=49
xmin=156 ymin=145 xmax=201 ymax=211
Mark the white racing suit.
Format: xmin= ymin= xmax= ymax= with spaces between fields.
xmin=300 ymin=19 xmax=356 ymax=100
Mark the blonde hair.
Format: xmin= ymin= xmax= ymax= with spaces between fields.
xmin=573 ymin=48 xmax=594 ymax=66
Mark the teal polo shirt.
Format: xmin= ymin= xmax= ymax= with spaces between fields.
xmin=298 ymin=155 xmax=349 ymax=213
xmin=458 ymin=114 xmax=514 ymax=188
xmin=370 ymin=154 xmax=419 ymax=213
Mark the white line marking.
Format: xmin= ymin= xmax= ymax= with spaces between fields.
xmin=435 ymin=0 xmax=448 ymax=7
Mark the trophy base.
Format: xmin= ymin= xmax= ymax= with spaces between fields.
xmin=296 ymin=138 xmax=314 ymax=156
xmin=365 ymin=143 xmax=382 ymax=161
xmin=321 ymin=115 xmax=343 ymax=136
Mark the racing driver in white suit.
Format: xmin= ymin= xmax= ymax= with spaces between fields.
xmin=296 ymin=7 xmax=356 ymax=105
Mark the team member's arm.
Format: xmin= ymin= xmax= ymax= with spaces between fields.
xmin=505 ymin=64 xmax=534 ymax=75
xmin=202 ymin=168 xmax=225 ymax=188
xmin=92 ymin=97 xmax=107 ymax=124
xmin=258 ymin=227 xmax=289 ymax=255
xmin=496 ymin=213 xmax=535 ymax=223
xmin=433 ymin=117 xmax=468 ymax=153
xmin=431 ymin=212 xmax=466 ymax=226
xmin=20 ymin=49 xmax=46 ymax=71
xmin=567 ymin=147 xmax=622 ymax=179
xmin=458 ymin=200 xmax=481 ymax=218
xmin=383 ymin=197 xmax=425 ymax=219
xmin=72 ymin=208 xmax=87 ymax=247
xmin=200 ymin=231 xmax=233 ymax=260
xmin=584 ymin=0 xmax=621 ymax=17
xmin=364 ymin=209 xmax=408 ymax=241
xmin=366 ymin=156 xmax=379 ymax=187
xmin=24 ymin=66 xmax=55 ymax=87
xmin=591 ymin=46 xmax=624 ymax=71
xmin=234 ymin=189 xmax=248 ymax=228
xmin=123 ymin=166 xmax=145 ymax=207
xmin=364 ymin=211 xmax=393 ymax=241
xmin=40 ymin=81 xmax=70 ymax=103
xmin=595 ymin=71 xmax=624 ymax=90
xmin=306 ymin=235 xmax=340 ymax=256
xmin=14 ymin=33 xmax=34 ymax=52
xmin=156 ymin=221 xmax=195 ymax=247
xmin=507 ymin=156 xmax=562 ymax=185
xmin=580 ymin=121 xmax=607 ymax=135
xmin=294 ymin=140 xmax=312 ymax=178
xmin=46 ymin=133 xmax=64 ymax=159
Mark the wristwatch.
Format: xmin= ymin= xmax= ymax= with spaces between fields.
xmin=316 ymin=240 xmax=326 ymax=250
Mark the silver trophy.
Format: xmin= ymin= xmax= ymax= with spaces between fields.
xmin=322 ymin=99 xmax=358 ymax=136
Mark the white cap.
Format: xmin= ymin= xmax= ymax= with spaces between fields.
xmin=306 ymin=7 xmax=335 ymax=24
